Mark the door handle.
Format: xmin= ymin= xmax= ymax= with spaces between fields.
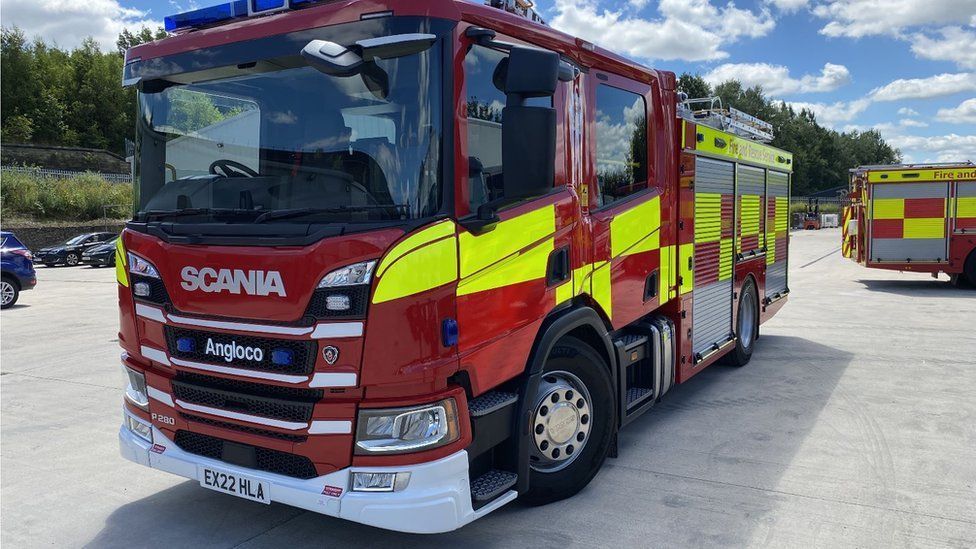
xmin=547 ymin=246 xmax=570 ymax=286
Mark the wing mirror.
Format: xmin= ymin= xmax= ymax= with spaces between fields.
xmin=301 ymin=33 xmax=437 ymax=76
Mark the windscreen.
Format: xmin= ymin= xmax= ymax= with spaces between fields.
xmin=134 ymin=19 xmax=447 ymax=226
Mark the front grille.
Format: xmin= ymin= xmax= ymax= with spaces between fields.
xmin=174 ymin=430 xmax=318 ymax=479
xmin=132 ymin=273 xmax=169 ymax=305
xmin=304 ymin=285 xmax=369 ymax=319
xmin=180 ymin=413 xmax=308 ymax=443
xmin=165 ymin=326 xmax=316 ymax=376
xmin=172 ymin=379 xmax=315 ymax=423
xmin=176 ymin=372 xmax=323 ymax=401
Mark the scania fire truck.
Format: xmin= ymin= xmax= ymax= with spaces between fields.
xmin=117 ymin=0 xmax=793 ymax=533
xmin=844 ymin=162 xmax=976 ymax=285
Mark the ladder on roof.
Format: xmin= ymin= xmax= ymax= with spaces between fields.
xmin=678 ymin=96 xmax=774 ymax=143
xmin=487 ymin=0 xmax=546 ymax=24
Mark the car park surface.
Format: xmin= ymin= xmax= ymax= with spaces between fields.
xmin=1 ymin=228 xmax=974 ymax=548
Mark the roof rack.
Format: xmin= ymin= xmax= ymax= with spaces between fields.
xmin=486 ymin=0 xmax=546 ymax=25
xmin=852 ymin=161 xmax=975 ymax=171
xmin=678 ymin=96 xmax=774 ymax=143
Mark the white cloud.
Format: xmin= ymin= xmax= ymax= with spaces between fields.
xmin=899 ymin=119 xmax=928 ymax=128
xmin=550 ymin=0 xmax=775 ymax=62
xmin=765 ymin=0 xmax=809 ymax=12
xmin=0 ymin=0 xmax=160 ymax=50
xmin=886 ymin=133 xmax=976 ymax=163
xmin=936 ymin=98 xmax=976 ymax=124
xmin=704 ymin=62 xmax=850 ymax=95
xmin=911 ymin=27 xmax=976 ymax=70
xmin=787 ymin=99 xmax=871 ymax=126
xmin=812 ymin=0 xmax=976 ymax=38
xmin=897 ymin=107 xmax=920 ymax=116
xmin=869 ymin=73 xmax=976 ymax=101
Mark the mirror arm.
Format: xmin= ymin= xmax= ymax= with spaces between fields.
xmin=458 ymin=196 xmax=524 ymax=235
xmin=465 ymin=27 xmax=577 ymax=82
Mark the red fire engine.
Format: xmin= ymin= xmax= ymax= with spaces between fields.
xmin=117 ymin=0 xmax=793 ymax=533
xmin=844 ymin=163 xmax=976 ymax=285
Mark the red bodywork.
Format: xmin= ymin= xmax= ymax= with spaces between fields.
xmin=121 ymin=0 xmax=787 ymax=478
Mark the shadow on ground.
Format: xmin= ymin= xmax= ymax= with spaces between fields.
xmin=857 ymin=278 xmax=975 ymax=297
xmin=87 ymin=335 xmax=853 ymax=548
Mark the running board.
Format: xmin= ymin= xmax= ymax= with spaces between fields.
xmin=612 ymin=317 xmax=676 ymax=428
xmin=470 ymin=470 xmax=517 ymax=508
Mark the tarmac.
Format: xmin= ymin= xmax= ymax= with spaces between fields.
xmin=1 ymin=228 xmax=974 ymax=548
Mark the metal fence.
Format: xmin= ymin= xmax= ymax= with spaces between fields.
xmin=0 ymin=165 xmax=132 ymax=184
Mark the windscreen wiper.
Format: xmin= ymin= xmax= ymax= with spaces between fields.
xmin=254 ymin=205 xmax=408 ymax=223
xmin=140 ymin=208 xmax=263 ymax=222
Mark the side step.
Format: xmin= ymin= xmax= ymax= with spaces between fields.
xmin=612 ymin=317 xmax=676 ymax=428
xmin=470 ymin=469 xmax=517 ymax=505
xmin=468 ymin=391 xmax=518 ymax=418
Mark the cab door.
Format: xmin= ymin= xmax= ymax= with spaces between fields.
xmin=585 ymin=72 xmax=662 ymax=328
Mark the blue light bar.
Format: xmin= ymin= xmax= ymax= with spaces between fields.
xmin=252 ymin=0 xmax=286 ymax=10
xmin=164 ymin=0 xmax=248 ymax=32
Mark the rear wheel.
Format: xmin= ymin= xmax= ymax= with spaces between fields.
xmin=962 ymin=250 xmax=976 ymax=288
xmin=65 ymin=253 xmax=80 ymax=266
xmin=727 ymin=278 xmax=758 ymax=366
xmin=522 ymin=336 xmax=615 ymax=505
xmin=1 ymin=277 xmax=19 ymax=309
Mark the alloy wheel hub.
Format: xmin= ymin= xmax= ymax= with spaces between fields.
xmin=530 ymin=372 xmax=591 ymax=472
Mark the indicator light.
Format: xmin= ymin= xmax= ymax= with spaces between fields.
xmin=133 ymin=282 xmax=151 ymax=297
xmin=326 ymin=294 xmax=351 ymax=311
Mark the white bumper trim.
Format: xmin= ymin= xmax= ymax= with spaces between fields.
xmin=119 ymin=413 xmax=515 ymax=534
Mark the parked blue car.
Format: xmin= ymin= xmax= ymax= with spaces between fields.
xmin=1 ymin=231 xmax=37 ymax=309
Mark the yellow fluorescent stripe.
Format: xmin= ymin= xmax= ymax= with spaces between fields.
xmin=872 ymin=198 xmax=905 ymax=220
xmin=659 ymin=244 xmax=675 ymax=300
xmin=610 ymin=195 xmax=662 ymax=257
xmin=459 ymin=205 xmax=555 ymax=279
xmin=867 ymin=168 xmax=976 ymax=183
xmin=377 ymin=219 xmax=456 ymax=278
xmin=775 ymin=197 xmax=789 ymax=232
xmin=590 ymin=261 xmax=612 ymax=321
xmin=457 ymin=237 xmax=553 ymax=296
xmin=766 ymin=231 xmax=776 ymax=264
xmin=719 ymin=238 xmax=733 ymax=281
xmin=116 ymin=238 xmax=129 ymax=287
xmin=695 ymin=193 xmax=722 ymax=242
xmin=372 ymin=236 xmax=458 ymax=303
xmin=740 ymin=195 xmax=761 ymax=235
xmin=696 ymin=125 xmax=794 ymax=170
xmin=957 ymin=196 xmax=976 ymax=218
xmin=903 ymin=218 xmax=945 ymax=239
xmin=679 ymin=242 xmax=694 ymax=294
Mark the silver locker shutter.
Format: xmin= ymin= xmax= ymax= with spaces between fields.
xmin=693 ymin=157 xmax=734 ymax=359
xmin=870 ymin=182 xmax=948 ymax=262
xmin=765 ymin=170 xmax=789 ymax=299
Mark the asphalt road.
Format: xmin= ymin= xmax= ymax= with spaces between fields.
xmin=2 ymin=228 xmax=974 ymax=548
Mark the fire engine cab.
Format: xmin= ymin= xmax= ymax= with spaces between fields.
xmin=844 ymin=162 xmax=976 ymax=286
xmin=117 ymin=0 xmax=793 ymax=533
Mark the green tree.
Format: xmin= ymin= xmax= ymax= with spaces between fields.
xmin=677 ymin=73 xmax=712 ymax=99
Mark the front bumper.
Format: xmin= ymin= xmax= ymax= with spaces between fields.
xmin=81 ymin=253 xmax=113 ymax=265
xmin=119 ymin=411 xmax=515 ymax=534
xmin=34 ymin=253 xmax=65 ymax=265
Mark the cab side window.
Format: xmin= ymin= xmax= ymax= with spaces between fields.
xmin=464 ymin=44 xmax=551 ymax=211
xmin=595 ymin=84 xmax=647 ymax=208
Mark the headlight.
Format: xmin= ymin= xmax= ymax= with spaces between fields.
xmin=355 ymin=399 xmax=459 ymax=455
xmin=128 ymin=252 xmax=160 ymax=279
xmin=125 ymin=414 xmax=153 ymax=443
xmin=318 ymin=260 xmax=376 ymax=288
xmin=122 ymin=365 xmax=149 ymax=411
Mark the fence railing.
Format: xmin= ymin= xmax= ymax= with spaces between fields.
xmin=0 ymin=165 xmax=132 ymax=184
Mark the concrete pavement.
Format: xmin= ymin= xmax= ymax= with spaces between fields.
xmin=1 ymin=228 xmax=974 ymax=548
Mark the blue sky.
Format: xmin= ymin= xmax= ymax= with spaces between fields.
xmin=2 ymin=0 xmax=974 ymax=162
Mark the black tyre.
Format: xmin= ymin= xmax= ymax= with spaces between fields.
xmin=962 ymin=250 xmax=976 ymax=288
xmin=1 ymin=277 xmax=19 ymax=309
xmin=522 ymin=336 xmax=615 ymax=505
xmin=65 ymin=253 xmax=81 ymax=266
xmin=44 ymin=263 xmax=56 ymax=268
xmin=727 ymin=278 xmax=758 ymax=366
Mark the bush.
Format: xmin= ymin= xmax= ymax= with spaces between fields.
xmin=790 ymin=201 xmax=840 ymax=217
xmin=1 ymin=169 xmax=132 ymax=221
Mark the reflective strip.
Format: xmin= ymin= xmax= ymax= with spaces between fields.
xmin=376 ymin=220 xmax=456 ymax=278
xmin=694 ymin=193 xmax=722 ymax=242
xmin=873 ymin=198 xmax=904 ymax=219
xmin=308 ymin=421 xmax=353 ymax=435
xmin=116 ymin=238 xmax=128 ymax=287
xmin=310 ymin=322 xmax=364 ymax=339
xmin=868 ymin=168 xmax=976 ymax=183
xmin=140 ymin=345 xmax=171 ymax=366
xmin=696 ymin=125 xmax=793 ymax=170
xmin=659 ymin=244 xmax=675 ymax=300
xmin=610 ymin=195 xmax=661 ymax=257
xmin=373 ymin=235 xmax=458 ymax=304
xmin=903 ymin=218 xmax=945 ymax=239
xmin=719 ymin=238 xmax=733 ymax=281
xmin=309 ymin=372 xmax=358 ymax=388
xmin=170 ymin=357 xmax=310 ymax=384
xmin=775 ymin=197 xmax=789 ymax=232
xmin=175 ymin=399 xmax=309 ymax=430
xmin=457 ymin=237 xmax=552 ymax=297
xmin=459 ymin=205 xmax=555 ymax=279
xmin=148 ymin=386 xmax=174 ymax=407
xmin=590 ymin=261 xmax=612 ymax=320
xmin=957 ymin=196 xmax=976 ymax=217
xmin=555 ymin=264 xmax=593 ymax=306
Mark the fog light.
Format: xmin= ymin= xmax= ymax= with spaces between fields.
xmin=351 ymin=472 xmax=410 ymax=492
xmin=133 ymin=282 xmax=151 ymax=297
xmin=125 ymin=414 xmax=153 ymax=443
xmin=176 ymin=337 xmax=195 ymax=353
xmin=325 ymin=294 xmax=351 ymax=311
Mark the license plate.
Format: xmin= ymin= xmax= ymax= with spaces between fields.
xmin=199 ymin=466 xmax=271 ymax=504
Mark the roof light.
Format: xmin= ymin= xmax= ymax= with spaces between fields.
xmin=164 ymin=1 xmax=248 ymax=32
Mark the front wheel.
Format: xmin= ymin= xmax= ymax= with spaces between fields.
xmin=962 ymin=250 xmax=976 ymax=288
xmin=522 ymin=336 xmax=615 ymax=505
xmin=65 ymin=253 xmax=80 ymax=266
xmin=1 ymin=278 xmax=19 ymax=309
xmin=727 ymin=278 xmax=758 ymax=366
